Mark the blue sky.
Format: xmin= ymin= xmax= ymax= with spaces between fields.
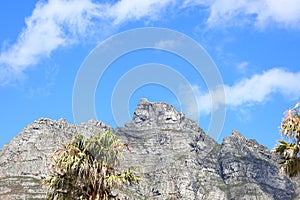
xmin=1 ymin=0 xmax=300 ymax=150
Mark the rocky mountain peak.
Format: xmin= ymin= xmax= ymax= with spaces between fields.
xmin=231 ymin=129 xmax=243 ymax=137
xmin=219 ymin=130 xmax=294 ymax=199
xmin=131 ymin=98 xmax=185 ymax=127
xmin=222 ymin=130 xmax=272 ymax=160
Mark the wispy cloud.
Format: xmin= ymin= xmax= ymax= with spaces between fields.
xmin=181 ymin=68 xmax=300 ymax=118
xmin=185 ymin=0 xmax=300 ymax=29
xmin=154 ymin=39 xmax=179 ymax=49
xmin=236 ymin=61 xmax=249 ymax=73
xmin=0 ymin=0 xmax=174 ymax=85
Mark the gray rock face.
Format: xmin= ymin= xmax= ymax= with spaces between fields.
xmin=219 ymin=130 xmax=294 ymax=200
xmin=117 ymin=99 xmax=225 ymax=199
xmin=0 ymin=99 xmax=297 ymax=199
xmin=0 ymin=118 xmax=112 ymax=199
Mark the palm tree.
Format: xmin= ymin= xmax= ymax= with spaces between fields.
xmin=273 ymin=101 xmax=300 ymax=178
xmin=44 ymin=131 xmax=140 ymax=199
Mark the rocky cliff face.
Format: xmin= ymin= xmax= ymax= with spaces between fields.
xmin=219 ymin=131 xmax=295 ymax=200
xmin=0 ymin=118 xmax=112 ymax=199
xmin=0 ymin=99 xmax=297 ymax=199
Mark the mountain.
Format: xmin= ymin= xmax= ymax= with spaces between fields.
xmin=0 ymin=98 xmax=298 ymax=199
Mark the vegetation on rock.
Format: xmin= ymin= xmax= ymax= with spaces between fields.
xmin=273 ymin=101 xmax=300 ymax=178
xmin=44 ymin=131 xmax=140 ymax=200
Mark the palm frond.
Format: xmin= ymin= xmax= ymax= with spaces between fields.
xmin=44 ymin=131 xmax=141 ymax=199
xmin=273 ymin=101 xmax=300 ymax=178
xmin=280 ymin=157 xmax=300 ymax=178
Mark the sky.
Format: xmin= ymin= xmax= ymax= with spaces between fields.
xmin=1 ymin=0 xmax=300 ymax=150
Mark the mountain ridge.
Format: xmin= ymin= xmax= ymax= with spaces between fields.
xmin=0 ymin=98 xmax=298 ymax=199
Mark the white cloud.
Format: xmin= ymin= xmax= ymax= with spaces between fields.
xmin=0 ymin=0 xmax=105 ymax=84
xmin=182 ymin=68 xmax=300 ymax=118
xmin=107 ymin=0 xmax=174 ymax=25
xmin=257 ymin=0 xmax=300 ymax=28
xmin=237 ymin=61 xmax=249 ymax=73
xmin=188 ymin=0 xmax=300 ymax=28
xmin=225 ymin=68 xmax=300 ymax=106
xmin=154 ymin=40 xmax=178 ymax=49
xmin=0 ymin=0 xmax=174 ymax=85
